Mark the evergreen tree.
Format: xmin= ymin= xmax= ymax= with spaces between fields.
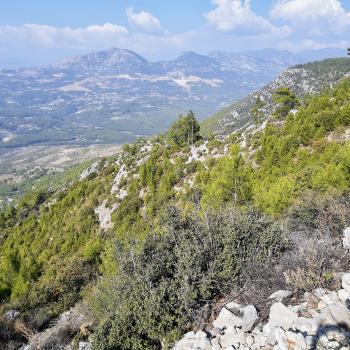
xmin=273 ymin=87 xmax=299 ymax=119
xmin=167 ymin=111 xmax=201 ymax=147
xmin=251 ymin=95 xmax=266 ymax=125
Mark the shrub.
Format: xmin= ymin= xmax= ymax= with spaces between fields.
xmin=90 ymin=206 xmax=288 ymax=350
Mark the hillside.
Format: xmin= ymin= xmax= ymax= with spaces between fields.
xmin=0 ymin=48 xmax=343 ymax=149
xmin=0 ymin=72 xmax=350 ymax=349
xmin=202 ymin=58 xmax=350 ymax=136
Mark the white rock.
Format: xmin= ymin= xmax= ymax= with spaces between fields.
xmin=242 ymin=305 xmax=258 ymax=332
xmin=292 ymin=317 xmax=320 ymax=336
xmin=79 ymin=342 xmax=91 ymax=350
xmin=213 ymin=307 xmax=243 ymax=330
xmin=319 ymin=291 xmax=340 ymax=305
xmin=318 ymin=304 xmax=350 ymax=328
xmin=269 ymin=290 xmax=293 ymax=300
xmin=210 ymin=337 xmax=221 ymax=349
xmin=338 ymin=289 xmax=350 ymax=304
xmin=268 ymin=302 xmax=298 ymax=330
xmin=314 ymin=288 xmax=327 ymax=298
xmin=341 ymin=273 xmax=350 ymax=293
xmin=219 ymin=330 xmax=240 ymax=348
xmin=225 ymin=301 xmax=242 ymax=311
xmin=275 ymin=327 xmax=289 ymax=350
xmin=195 ymin=330 xmax=208 ymax=339
xmin=285 ymin=331 xmax=307 ymax=350
xmin=343 ymin=227 xmax=350 ymax=249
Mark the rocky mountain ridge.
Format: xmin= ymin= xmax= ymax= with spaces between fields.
xmin=0 ymin=48 xmax=344 ymax=148
xmin=202 ymin=58 xmax=350 ymax=136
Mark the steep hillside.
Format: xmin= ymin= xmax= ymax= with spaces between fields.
xmin=1 ymin=77 xmax=350 ymax=349
xmin=0 ymin=49 xmax=342 ymax=149
xmin=202 ymin=58 xmax=350 ymax=136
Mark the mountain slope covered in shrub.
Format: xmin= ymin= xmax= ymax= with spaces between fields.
xmin=1 ymin=74 xmax=350 ymax=349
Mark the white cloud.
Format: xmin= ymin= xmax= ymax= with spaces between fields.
xmin=0 ymin=23 xmax=129 ymax=50
xmin=205 ymin=0 xmax=289 ymax=35
xmin=271 ymin=0 xmax=350 ymax=33
xmin=126 ymin=7 xmax=162 ymax=33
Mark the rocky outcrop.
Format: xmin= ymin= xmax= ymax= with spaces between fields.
xmin=173 ymin=275 xmax=350 ymax=350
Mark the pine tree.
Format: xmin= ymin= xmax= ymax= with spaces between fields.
xmin=251 ymin=95 xmax=265 ymax=125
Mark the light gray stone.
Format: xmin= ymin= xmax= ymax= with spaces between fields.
xmin=269 ymin=290 xmax=293 ymax=300
xmin=79 ymin=342 xmax=91 ymax=350
xmin=242 ymin=305 xmax=258 ymax=332
xmin=318 ymin=304 xmax=350 ymax=328
xmin=213 ymin=307 xmax=243 ymax=330
xmin=195 ymin=330 xmax=208 ymax=339
xmin=292 ymin=317 xmax=320 ymax=336
xmin=210 ymin=337 xmax=222 ymax=349
xmin=343 ymin=227 xmax=350 ymax=250
xmin=275 ymin=327 xmax=289 ymax=350
xmin=286 ymin=331 xmax=307 ymax=350
xmin=319 ymin=291 xmax=340 ymax=305
xmin=314 ymin=288 xmax=327 ymax=298
xmin=338 ymin=289 xmax=350 ymax=304
xmin=342 ymin=273 xmax=350 ymax=293
xmin=268 ymin=302 xmax=298 ymax=330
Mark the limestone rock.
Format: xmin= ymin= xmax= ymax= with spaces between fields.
xmin=268 ymin=302 xmax=298 ymax=330
xmin=319 ymin=291 xmax=340 ymax=305
xmin=342 ymin=273 xmax=350 ymax=293
xmin=343 ymin=227 xmax=350 ymax=250
xmin=242 ymin=305 xmax=258 ymax=332
xmin=213 ymin=307 xmax=243 ymax=330
xmin=275 ymin=327 xmax=289 ymax=350
xmin=269 ymin=290 xmax=293 ymax=301
xmin=319 ymin=304 xmax=350 ymax=328
xmin=79 ymin=342 xmax=91 ymax=350
xmin=338 ymin=289 xmax=350 ymax=304
xmin=285 ymin=331 xmax=307 ymax=350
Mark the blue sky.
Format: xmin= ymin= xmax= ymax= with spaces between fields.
xmin=1 ymin=0 xmax=350 ymax=68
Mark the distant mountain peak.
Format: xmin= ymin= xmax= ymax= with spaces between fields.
xmin=51 ymin=47 xmax=149 ymax=73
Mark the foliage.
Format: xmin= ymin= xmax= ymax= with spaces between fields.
xmin=251 ymin=95 xmax=265 ymax=125
xmin=90 ymin=207 xmax=287 ymax=350
xmin=272 ymin=87 xmax=299 ymax=119
xmin=167 ymin=111 xmax=201 ymax=147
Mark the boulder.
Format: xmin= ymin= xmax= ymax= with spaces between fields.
xmin=285 ymin=331 xmax=307 ymax=350
xmin=337 ymin=289 xmax=350 ymax=304
xmin=213 ymin=307 xmax=243 ymax=330
xmin=319 ymin=291 xmax=340 ymax=305
xmin=319 ymin=304 xmax=350 ymax=328
xmin=242 ymin=305 xmax=259 ymax=332
xmin=219 ymin=329 xmax=245 ymax=348
xmin=268 ymin=302 xmax=298 ymax=330
xmin=269 ymin=290 xmax=293 ymax=301
xmin=341 ymin=273 xmax=350 ymax=293
xmin=343 ymin=227 xmax=350 ymax=250
xmin=275 ymin=327 xmax=289 ymax=350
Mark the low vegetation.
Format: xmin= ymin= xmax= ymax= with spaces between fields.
xmin=1 ymin=78 xmax=350 ymax=349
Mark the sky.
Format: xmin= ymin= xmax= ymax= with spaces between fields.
xmin=1 ymin=0 xmax=350 ymax=68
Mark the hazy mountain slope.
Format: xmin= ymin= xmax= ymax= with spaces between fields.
xmin=1 ymin=76 xmax=350 ymax=349
xmin=202 ymin=58 xmax=350 ymax=136
xmin=0 ymin=48 xmax=339 ymax=149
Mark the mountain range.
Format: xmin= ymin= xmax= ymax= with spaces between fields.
xmin=0 ymin=47 xmax=345 ymax=148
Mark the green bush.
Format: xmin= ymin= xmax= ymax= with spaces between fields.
xmin=90 ymin=207 xmax=288 ymax=350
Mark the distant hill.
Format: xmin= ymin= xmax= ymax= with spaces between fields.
xmin=0 ymin=47 xmax=345 ymax=148
xmin=202 ymin=57 xmax=350 ymax=136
